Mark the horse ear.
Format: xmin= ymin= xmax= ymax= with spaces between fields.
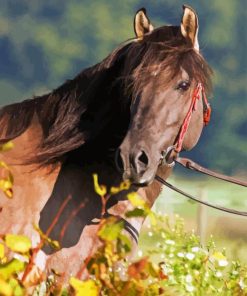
xmin=180 ymin=5 xmax=199 ymax=51
xmin=134 ymin=8 xmax=154 ymax=40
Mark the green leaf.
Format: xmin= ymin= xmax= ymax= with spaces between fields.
xmin=125 ymin=208 xmax=146 ymax=218
xmin=60 ymin=289 xmax=69 ymax=296
xmin=0 ymin=279 xmax=12 ymax=296
xmin=92 ymin=174 xmax=107 ymax=196
xmin=148 ymin=211 xmax=157 ymax=226
xmin=13 ymin=285 xmax=24 ymax=296
xmin=0 ymin=243 xmax=5 ymax=259
xmin=0 ymin=161 xmax=14 ymax=198
xmin=33 ymin=224 xmax=60 ymax=250
xmin=69 ymin=278 xmax=98 ymax=296
xmin=127 ymin=193 xmax=146 ymax=207
xmin=0 ymin=161 xmax=10 ymax=170
xmin=0 ymin=259 xmax=25 ymax=280
xmin=98 ymin=218 xmax=124 ymax=241
xmin=110 ymin=180 xmax=130 ymax=194
xmin=147 ymin=262 xmax=159 ymax=278
xmin=5 ymin=234 xmax=32 ymax=253
xmin=145 ymin=283 xmax=161 ymax=296
xmin=0 ymin=142 xmax=14 ymax=152
xmin=118 ymin=234 xmax=132 ymax=253
xmin=48 ymin=239 xmax=60 ymax=250
xmin=9 ymin=278 xmax=24 ymax=296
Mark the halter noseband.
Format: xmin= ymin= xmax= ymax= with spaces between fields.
xmin=161 ymin=82 xmax=211 ymax=167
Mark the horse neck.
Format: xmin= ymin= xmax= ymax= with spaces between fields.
xmin=0 ymin=54 xmax=130 ymax=166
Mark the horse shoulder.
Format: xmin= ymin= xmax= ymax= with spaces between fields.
xmin=0 ymin=117 xmax=60 ymax=242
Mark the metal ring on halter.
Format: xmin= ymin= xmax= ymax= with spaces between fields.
xmin=161 ymin=145 xmax=176 ymax=167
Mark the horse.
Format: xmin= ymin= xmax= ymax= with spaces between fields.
xmin=0 ymin=5 xmax=212 ymax=279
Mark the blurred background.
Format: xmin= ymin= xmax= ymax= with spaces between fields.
xmin=0 ymin=1 xmax=246 ymax=260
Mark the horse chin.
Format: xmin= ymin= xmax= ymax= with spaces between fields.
xmin=132 ymin=179 xmax=153 ymax=188
xmin=123 ymin=169 xmax=156 ymax=187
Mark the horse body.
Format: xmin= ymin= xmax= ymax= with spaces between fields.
xmin=0 ymin=124 xmax=167 ymax=277
xmin=0 ymin=6 xmax=212 ymax=279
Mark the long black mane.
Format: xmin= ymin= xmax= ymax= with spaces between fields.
xmin=0 ymin=25 xmax=212 ymax=166
xmin=0 ymin=43 xmax=132 ymax=165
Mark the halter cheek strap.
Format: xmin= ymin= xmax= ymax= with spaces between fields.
xmin=174 ymin=82 xmax=211 ymax=153
xmin=161 ymin=83 xmax=211 ymax=167
xmin=202 ymin=86 xmax=211 ymax=126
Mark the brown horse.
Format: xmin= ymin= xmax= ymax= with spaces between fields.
xmin=0 ymin=5 xmax=212 ymax=278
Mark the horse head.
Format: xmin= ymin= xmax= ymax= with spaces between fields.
xmin=117 ymin=5 xmax=212 ymax=185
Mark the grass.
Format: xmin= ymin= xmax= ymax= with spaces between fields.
xmin=146 ymin=175 xmax=247 ymax=264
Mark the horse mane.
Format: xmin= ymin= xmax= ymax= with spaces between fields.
xmin=0 ymin=44 xmax=129 ymax=165
xmin=0 ymin=25 xmax=212 ymax=166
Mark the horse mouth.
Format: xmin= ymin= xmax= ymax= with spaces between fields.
xmin=122 ymin=167 xmax=157 ymax=187
xmin=115 ymin=147 xmax=160 ymax=186
xmin=132 ymin=179 xmax=153 ymax=187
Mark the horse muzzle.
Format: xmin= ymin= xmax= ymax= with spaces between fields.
xmin=115 ymin=147 xmax=159 ymax=186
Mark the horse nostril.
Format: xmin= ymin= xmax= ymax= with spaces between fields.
xmin=115 ymin=149 xmax=124 ymax=172
xmin=138 ymin=150 xmax=149 ymax=166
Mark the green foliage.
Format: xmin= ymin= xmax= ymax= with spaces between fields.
xmin=0 ymin=259 xmax=26 ymax=281
xmin=1 ymin=212 xmax=246 ymax=295
xmin=140 ymin=214 xmax=247 ymax=295
xmin=1 ymin=173 xmax=247 ymax=295
xmin=69 ymin=278 xmax=99 ymax=296
xmin=0 ymin=1 xmax=246 ymax=173
xmin=4 ymin=234 xmax=31 ymax=254
xmin=0 ymin=142 xmax=14 ymax=198
xmin=98 ymin=217 xmax=124 ymax=241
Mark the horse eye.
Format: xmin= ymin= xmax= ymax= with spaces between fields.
xmin=177 ymin=81 xmax=190 ymax=91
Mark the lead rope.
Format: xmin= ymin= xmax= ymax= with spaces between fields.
xmin=155 ymin=175 xmax=247 ymax=217
xmin=176 ymin=157 xmax=247 ymax=187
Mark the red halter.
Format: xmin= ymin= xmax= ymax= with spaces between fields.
xmin=174 ymin=82 xmax=211 ymax=153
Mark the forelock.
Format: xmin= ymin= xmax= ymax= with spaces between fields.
xmin=122 ymin=38 xmax=212 ymax=99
